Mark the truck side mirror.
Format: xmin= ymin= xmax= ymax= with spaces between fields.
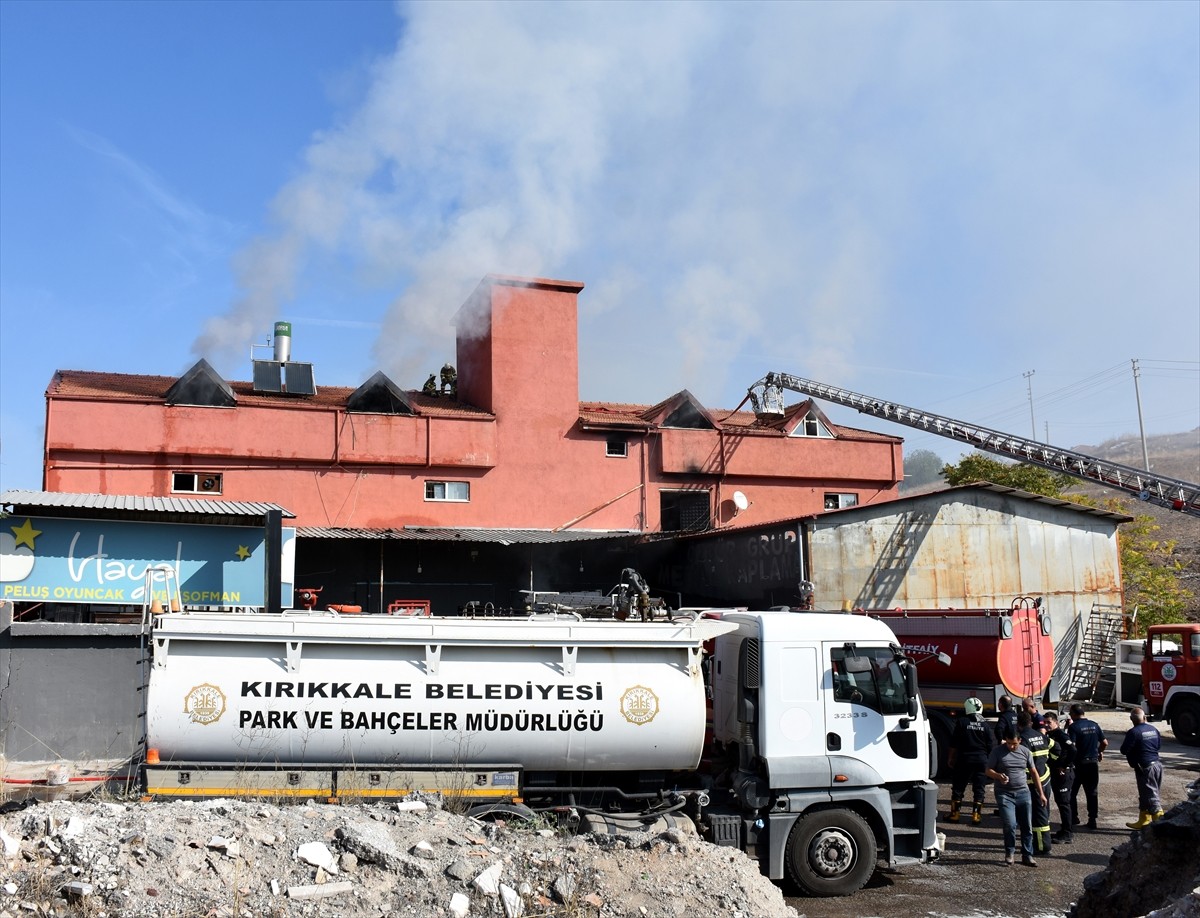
xmin=904 ymin=662 xmax=919 ymax=719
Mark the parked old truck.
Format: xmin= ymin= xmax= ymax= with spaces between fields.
xmin=144 ymin=607 xmax=940 ymax=896
xmin=853 ymin=597 xmax=1054 ymax=775
xmin=1141 ymin=622 xmax=1200 ymax=745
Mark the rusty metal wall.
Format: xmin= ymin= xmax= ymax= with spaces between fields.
xmin=807 ymin=490 xmax=1123 ymax=700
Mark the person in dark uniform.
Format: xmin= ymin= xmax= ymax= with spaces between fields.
xmin=1067 ymin=703 xmax=1108 ymax=830
xmin=994 ymin=695 xmax=1018 ymax=746
xmin=1120 ymin=707 xmax=1164 ymax=829
xmin=1045 ymin=711 xmax=1077 ymax=843
xmin=1018 ymin=711 xmax=1054 ymax=856
xmin=1022 ymin=695 xmax=1047 ymax=731
xmin=948 ymin=696 xmax=993 ymax=824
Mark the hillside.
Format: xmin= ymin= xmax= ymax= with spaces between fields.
xmin=1061 ymin=429 xmax=1199 ymax=619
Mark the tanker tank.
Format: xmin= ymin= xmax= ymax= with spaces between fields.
xmin=146 ymin=610 xmax=737 ymax=772
xmin=854 ymin=598 xmax=1053 ymax=777
xmin=853 ymin=597 xmax=1054 ymax=702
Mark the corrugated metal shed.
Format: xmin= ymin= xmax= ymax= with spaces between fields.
xmin=1 ymin=490 xmax=294 ymax=523
xmin=298 ymin=526 xmax=640 ymax=544
xmin=805 ymin=482 xmax=1130 ymax=700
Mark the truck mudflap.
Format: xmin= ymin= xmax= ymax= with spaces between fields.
xmin=764 ymin=781 xmax=940 ymax=882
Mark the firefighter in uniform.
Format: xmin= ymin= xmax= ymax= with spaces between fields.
xmin=1120 ymin=706 xmax=1164 ymax=828
xmin=1045 ymin=711 xmax=1077 ymax=843
xmin=948 ymin=696 xmax=992 ymax=824
xmin=993 ymin=695 xmax=1018 ymax=746
xmin=1022 ymin=695 xmax=1047 ymax=731
xmin=1068 ymin=703 xmax=1108 ymax=830
xmin=1018 ymin=711 xmax=1054 ymax=856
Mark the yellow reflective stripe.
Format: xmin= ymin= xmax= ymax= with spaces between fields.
xmin=144 ymin=787 xmax=325 ymax=797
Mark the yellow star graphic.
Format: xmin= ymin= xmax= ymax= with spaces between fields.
xmin=11 ymin=518 xmax=42 ymax=550
xmin=235 ymin=545 xmax=252 ymax=561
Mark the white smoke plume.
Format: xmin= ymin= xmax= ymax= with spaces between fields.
xmin=193 ymin=1 xmax=1198 ymax=415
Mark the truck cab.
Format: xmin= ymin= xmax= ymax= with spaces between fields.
xmin=1141 ymin=622 xmax=1200 ymax=745
xmin=709 ymin=610 xmax=940 ymax=896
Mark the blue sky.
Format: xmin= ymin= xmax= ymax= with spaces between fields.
xmin=2 ymin=0 xmax=1197 ymax=493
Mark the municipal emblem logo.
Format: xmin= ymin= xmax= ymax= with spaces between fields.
xmin=620 ymin=685 xmax=659 ymax=726
xmin=183 ymin=683 xmax=227 ymax=725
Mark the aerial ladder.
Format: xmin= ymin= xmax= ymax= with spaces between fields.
xmin=747 ymin=372 xmax=1200 ymax=515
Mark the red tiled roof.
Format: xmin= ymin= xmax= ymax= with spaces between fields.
xmin=48 ymin=370 xmax=493 ymax=419
xmin=577 ymin=398 xmax=899 ymax=442
xmin=47 ymin=369 xmax=900 ymax=441
xmin=577 ymin=403 xmax=655 ymax=429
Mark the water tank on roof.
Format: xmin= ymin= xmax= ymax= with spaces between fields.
xmin=274 ymin=321 xmax=292 ymax=362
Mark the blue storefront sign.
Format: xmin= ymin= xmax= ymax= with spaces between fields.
xmin=1 ymin=516 xmax=295 ymax=608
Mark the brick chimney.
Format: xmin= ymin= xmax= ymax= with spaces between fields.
xmin=454 ymin=275 xmax=584 ymax=421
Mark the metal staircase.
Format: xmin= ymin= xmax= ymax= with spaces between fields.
xmin=748 ymin=373 xmax=1200 ymax=514
xmin=1066 ymin=604 xmax=1129 ymax=704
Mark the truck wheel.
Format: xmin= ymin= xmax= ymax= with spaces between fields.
xmin=465 ymin=802 xmax=537 ymax=823
xmin=1171 ymin=698 xmax=1200 ymax=746
xmin=785 ymin=808 xmax=876 ymax=897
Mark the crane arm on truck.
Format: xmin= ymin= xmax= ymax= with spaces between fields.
xmin=748 ymin=372 xmax=1200 ymax=515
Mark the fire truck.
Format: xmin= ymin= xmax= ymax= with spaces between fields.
xmin=1140 ymin=622 xmax=1200 ymax=745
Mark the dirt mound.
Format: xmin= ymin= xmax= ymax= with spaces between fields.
xmin=1070 ymin=788 xmax=1200 ymax=918
xmin=0 ymin=795 xmax=799 ymax=917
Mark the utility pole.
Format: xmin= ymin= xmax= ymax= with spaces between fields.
xmin=1045 ymin=421 xmax=1050 ymax=444
xmin=1023 ymin=370 xmax=1036 ymax=440
xmin=1132 ymin=359 xmax=1151 ymax=471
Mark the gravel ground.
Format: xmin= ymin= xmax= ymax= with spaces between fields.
xmin=786 ymin=709 xmax=1200 ymax=918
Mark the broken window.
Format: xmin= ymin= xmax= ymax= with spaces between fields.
xmin=173 ymin=472 xmax=223 ymax=494
xmin=660 ymin=490 xmax=711 ymax=532
xmin=824 ymin=492 xmax=858 ymax=510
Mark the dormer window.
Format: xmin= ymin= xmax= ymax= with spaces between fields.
xmin=792 ymin=411 xmax=831 ymax=438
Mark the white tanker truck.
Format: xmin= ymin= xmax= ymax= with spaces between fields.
xmin=144 ymin=608 xmax=939 ymax=896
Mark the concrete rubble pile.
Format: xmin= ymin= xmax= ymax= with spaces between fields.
xmin=0 ymin=794 xmax=800 ymax=918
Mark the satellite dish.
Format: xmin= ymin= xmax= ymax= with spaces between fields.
xmin=732 ymin=491 xmax=750 ymax=512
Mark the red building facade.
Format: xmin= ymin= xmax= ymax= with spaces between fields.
xmin=42 ymin=275 xmax=902 ymax=533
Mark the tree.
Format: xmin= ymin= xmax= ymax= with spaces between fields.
xmin=940 ymin=452 xmax=1076 ymax=497
xmin=1080 ymin=498 xmax=1193 ymax=633
xmin=901 ymin=449 xmax=945 ymax=491
xmin=941 ymin=452 xmax=1194 ymax=629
